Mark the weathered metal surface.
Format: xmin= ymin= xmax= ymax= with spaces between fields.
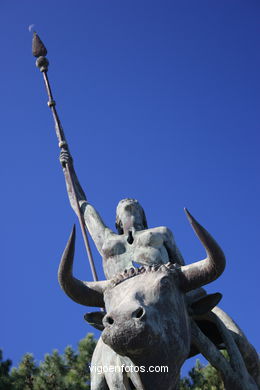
xmin=58 ymin=210 xmax=259 ymax=389
xmin=32 ymin=32 xmax=47 ymax=57
xmin=33 ymin=33 xmax=97 ymax=281
xmin=32 ymin=32 xmax=259 ymax=390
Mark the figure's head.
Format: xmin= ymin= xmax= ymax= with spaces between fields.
xmin=115 ymin=198 xmax=148 ymax=234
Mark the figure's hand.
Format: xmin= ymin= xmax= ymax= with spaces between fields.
xmin=60 ymin=149 xmax=73 ymax=168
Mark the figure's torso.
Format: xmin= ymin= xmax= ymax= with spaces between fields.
xmin=101 ymin=227 xmax=174 ymax=279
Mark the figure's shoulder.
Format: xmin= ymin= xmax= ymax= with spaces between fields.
xmin=135 ymin=226 xmax=174 ymax=246
xmin=104 ymin=227 xmax=116 ymax=238
xmin=144 ymin=226 xmax=173 ymax=236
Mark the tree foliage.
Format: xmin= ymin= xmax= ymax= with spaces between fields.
xmin=1 ymin=334 xmax=225 ymax=389
xmin=180 ymin=359 xmax=224 ymax=389
xmin=0 ymin=349 xmax=12 ymax=390
xmin=0 ymin=334 xmax=96 ymax=390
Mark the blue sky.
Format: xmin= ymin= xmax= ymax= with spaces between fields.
xmin=1 ymin=0 xmax=260 ymax=377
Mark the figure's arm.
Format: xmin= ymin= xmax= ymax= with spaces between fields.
xmin=163 ymin=227 xmax=185 ymax=265
xmin=60 ymin=150 xmax=108 ymax=253
xmin=60 ymin=150 xmax=87 ymax=212
xmin=80 ymin=202 xmax=109 ymax=253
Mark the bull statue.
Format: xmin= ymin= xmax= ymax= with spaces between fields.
xmin=58 ymin=210 xmax=260 ymax=390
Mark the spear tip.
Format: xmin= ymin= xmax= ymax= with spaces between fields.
xmin=32 ymin=32 xmax=48 ymax=58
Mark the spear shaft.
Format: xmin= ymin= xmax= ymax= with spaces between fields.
xmin=32 ymin=33 xmax=98 ymax=282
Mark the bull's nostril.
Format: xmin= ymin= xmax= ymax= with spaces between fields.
xmin=134 ymin=307 xmax=144 ymax=319
xmin=106 ymin=316 xmax=114 ymax=325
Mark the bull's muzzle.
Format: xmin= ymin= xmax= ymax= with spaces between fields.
xmin=101 ymin=306 xmax=147 ymax=356
xmin=103 ymin=306 xmax=145 ymax=327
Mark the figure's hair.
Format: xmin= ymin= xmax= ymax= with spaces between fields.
xmin=115 ymin=198 xmax=148 ymax=234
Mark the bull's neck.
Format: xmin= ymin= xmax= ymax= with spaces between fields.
xmin=129 ymin=346 xmax=182 ymax=390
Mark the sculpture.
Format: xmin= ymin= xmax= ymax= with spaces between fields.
xmin=32 ymin=32 xmax=260 ymax=390
xmin=58 ymin=213 xmax=260 ymax=390
xmin=60 ymin=150 xmax=185 ymax=280
xmin=59 ymin=153 xmax=260 ymax=389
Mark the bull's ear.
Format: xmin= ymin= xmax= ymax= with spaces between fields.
xmin=191 ymin=293 xmax=222 ymax=316
xmin=84 ymin=311 xmax=105 ymax=331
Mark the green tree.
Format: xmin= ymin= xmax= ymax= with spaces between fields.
xmin=180 ymin=359 xmax=224 ymax=390
xmin=0 ymin=349 xmax=13 ymax=390
xmin=0 ymin=334 xmax=96 ymax=390
xmin=11 ymin=353 xmax=39 ymax=390
xmin=1 ymin=336 xmax=226 ymax=389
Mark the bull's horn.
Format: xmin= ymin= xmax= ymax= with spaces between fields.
xmin=179 ymin=209 xmax=226 ymax=292
xmin=58 ymin=225 xmax=109 ymax=307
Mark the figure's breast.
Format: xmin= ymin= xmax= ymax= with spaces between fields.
xmin=101 ymin=236 xmax=132 ymax=279
xmin=132 ymin=227 xmax=170 ymax=265
xmin=101 ymin=227 xmax=172 ymax=277
xmin=102 ymin=238 xmax=126 ymax=258
xmin=135 ymin=228 xmax=165 ymax=248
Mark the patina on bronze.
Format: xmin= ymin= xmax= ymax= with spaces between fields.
xmin=32 ymin=33 xmax=260 ymax=390
xmin=32 ymin=32 xmax=98 ymax=282
xmin=59 ymin=216 xmax=260 ymax=390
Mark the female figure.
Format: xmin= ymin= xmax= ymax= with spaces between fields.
xmin=60 ymin=151 xmax=184 ymax=279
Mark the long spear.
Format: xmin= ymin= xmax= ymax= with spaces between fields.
xmin=32 ymin=32 xmax=98 ymax=282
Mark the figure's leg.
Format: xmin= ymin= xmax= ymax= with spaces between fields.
xmin=101 ymin=341 xmax=143 ymax=389
xmin=91 ymin=372 xmax=109 ymax=390
xmin=213 ymin=306 xmax=260 ymax=387
xmin=90 ymin=339 xmax=109 ymax=390
xmin=191 ymin=318 xmax=258 ymax=390
xmin=102 ymin=343 xmax=130 ymax=390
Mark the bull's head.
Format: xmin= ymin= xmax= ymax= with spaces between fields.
xmin=101 ymin=263 xmax=192 ymax=362
xmin=58 ymin=209 xmax=225 ymax=362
